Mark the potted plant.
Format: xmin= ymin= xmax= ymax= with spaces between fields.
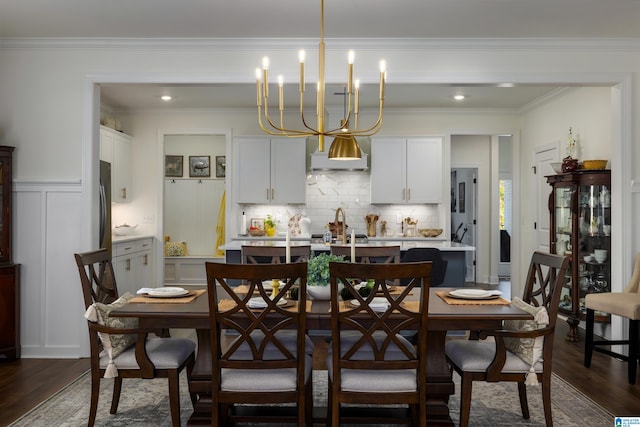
xmin=306 ymin=252 xmax=344 ymax=300
xmin=265 ymin=215 xmax=276 ymax=237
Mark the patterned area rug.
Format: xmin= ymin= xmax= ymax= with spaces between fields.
xmin=10 ymin=370 xmax=612 ymax=426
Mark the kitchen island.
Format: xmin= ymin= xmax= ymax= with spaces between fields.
xmin=221 ymin=238 xmax=475 ymax=286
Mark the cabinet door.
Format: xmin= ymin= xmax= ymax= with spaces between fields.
xmin=113 ymin=255 xmax=136 ymax=296
xmin=406 ymin=137 xmax=442 ymax=203
xmin=134 ymin=250 xmax=152 ymax=288
xmin=112 ymin=132 xmax=132 ymax=202
xmin=235 ymin=137 xmax=271 ymax=203
xmin=99 ymin=127 xmax=113 ymax=163
xmin=270 ymin=138 xmax=305 ymax=204
xmin=370 ymin=137 xmax=406 ymax=204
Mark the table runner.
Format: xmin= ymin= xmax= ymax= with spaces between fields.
xmin=218 ymin=299 xmax=312 ymax=312
xmin=435 ymin=290 xmax=510 ymax=305
xmin=333 ymin=300 xmax=420 ymax=312
xmin=129 ymin=289 xmax=206 ymax=304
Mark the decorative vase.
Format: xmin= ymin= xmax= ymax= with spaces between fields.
xmin=561 ymin=157 xmax=579 ymax=172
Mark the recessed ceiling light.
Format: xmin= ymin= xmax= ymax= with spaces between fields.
xmin=161 ymin=95 xmax=172 ymax=101
xmin=453 ymin=95 xmax=466 ymax=101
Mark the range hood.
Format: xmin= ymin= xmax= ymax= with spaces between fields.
xmin=309 ymin=150 xmax=368 ymax=171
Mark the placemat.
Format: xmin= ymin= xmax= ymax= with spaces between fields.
xmin=333 ymin=300 xmax=420 ymax=313
xmin=129 ymin=289 xmax=206 ymax=304
xmin=218 ymin=299 xmax=312 ymax=312
xmin=435 ymin=290 xmax=510 ymax=305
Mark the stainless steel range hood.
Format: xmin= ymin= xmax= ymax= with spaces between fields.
xmin=307 ymin=136 xmax=370 ymax=171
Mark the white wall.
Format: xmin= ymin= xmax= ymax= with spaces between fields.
xmin=1 ymin=39 xmax=638 ymax=357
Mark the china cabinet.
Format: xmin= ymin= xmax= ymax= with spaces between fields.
xmin=234 ymin=137 xmax=305 ymax=204
xmin=100 ymin=125 xmax=132 ymax=202
xmin=547 ymin=169 xmax=611 ymax=342
xmin=370 ymin=137 xmax=442 ymax=204
xmin=0 ymin=146 xmax=21 ymax=360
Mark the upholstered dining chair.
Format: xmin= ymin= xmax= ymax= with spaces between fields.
xmin=445 ymin=251 xmax=570 ymax=427
xmin=205 ymin=261 xmax=314 ymax=426
xmin=584 ymin=252 xmax=640 ymax=384
xmin=241 ymin=244 xmax=311 ymax=264
xmin=401 ymin=247 xmax=448 ymax=287
xmin=329 ymin=244 xmax=401 ymax=264
xmin=74 ymin=249 xmax=196 ymax=427
xmin=327 ymin=261 xmax=432 ymax=427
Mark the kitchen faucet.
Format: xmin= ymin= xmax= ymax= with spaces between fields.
xmin=334 ymin=207 xmax=347 ymax=244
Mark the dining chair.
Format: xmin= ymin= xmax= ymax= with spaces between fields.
xmin=241 ymin=244 xmax=311 ymax=264
xmin=74 ymin=249 xmax=196 ymax=427
xmin=205 ymin=261 xmax=314 ymax=426
xmin=400 ymin=247 xmax=448 ymax=286
xmin=329 ymin=244 xmax=400 ymax=264
xmin=327 ymin=261 xmax=432 ymax=427
xmin=445 ymin=251 xmax=570 ymax=427
xmin=584 ymin=251 xmax=640 ymax=384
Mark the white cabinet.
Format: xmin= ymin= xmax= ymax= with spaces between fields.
xmin=370 ymin=137 xmax=442 ymax=204
xmin=100 ymin=126 xmax=132 ymax=203
xmin=112 ymin=237 xmax=153 ymax=295
xmin=234 ymin=137 xmax=305 ymax=204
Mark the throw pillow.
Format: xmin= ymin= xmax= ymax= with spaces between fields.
xmin=164 ymin=241 xmax=187 ymax=256
xmin=84 ymin=292 xmax=138 ymax=378
xmin=503 ymin=297 xmax=549 ymax=384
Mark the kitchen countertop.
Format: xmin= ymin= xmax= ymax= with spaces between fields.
xmin=112 ymin=234 xmax=154 ymax=244
xmin=221 ymin=239 xmax=474 ymax=252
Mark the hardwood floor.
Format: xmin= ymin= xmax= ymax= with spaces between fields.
xmin=1 ymin=321 xmax=639 ymax=425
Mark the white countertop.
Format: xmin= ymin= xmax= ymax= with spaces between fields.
xmin=221 ymin=239 xmax=474 ymax=252
xmin=112 ymin=234 xmax=154 ymax=244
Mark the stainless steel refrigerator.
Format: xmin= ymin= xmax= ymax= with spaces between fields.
xmin=99 ymin=161 xmax=112 ymax=255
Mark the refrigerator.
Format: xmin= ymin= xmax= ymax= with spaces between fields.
xmin=99 ymin=161 xmax=112 ymax=255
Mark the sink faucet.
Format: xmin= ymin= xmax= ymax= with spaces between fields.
xmin=335 ymin=207 xmax=347 ymax=244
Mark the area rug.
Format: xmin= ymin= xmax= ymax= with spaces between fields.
xmin=10 ymin=370 xmax=612 ymax=426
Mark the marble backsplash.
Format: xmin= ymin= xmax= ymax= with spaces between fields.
xmin=239 ymin=171 xmax=440 ymax=237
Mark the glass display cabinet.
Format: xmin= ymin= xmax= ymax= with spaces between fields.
xmin=547 ymin=169 xmax=611 ymax=342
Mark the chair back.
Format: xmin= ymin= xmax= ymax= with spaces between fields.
xmin=205 ymin=261 xmax=308 ymax=371
xmin=330 ymin=245 xmax=400 ymax=264
xmin=624 ymin=252 xmax=640 ymax=294
xmin=74 ymin=249 xmax=119 ymax=309
xmin=329 ymin=261 xmax=431 ymax=381
xmin=241 ymin=245 xmax=311 ymax=264
xmin=401 ymin=247 xmax=448 ymax=286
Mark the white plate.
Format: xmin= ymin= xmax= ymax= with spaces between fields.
xmin=146 ymin=287 xmax=189 ymax=298
xmin=447 ymin=289 xmax=501 ymax=300
xmin=248 ymin=297 xmax=288 ymax=308
xmin=350 ymin=297 xmax=389 ymax=311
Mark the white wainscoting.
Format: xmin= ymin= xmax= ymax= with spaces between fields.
xmin=14 ymin=181 xmax=85 ymax=358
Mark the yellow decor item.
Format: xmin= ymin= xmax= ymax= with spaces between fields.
xmin=582 ymin=159 xmax=608 ymax=170
xmin=164 ymin=241 xmax=187 ymax=257
xmin=215 ymin=191 xmax=226 ymax=257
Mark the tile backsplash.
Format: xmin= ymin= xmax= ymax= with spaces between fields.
xmin=240 ymin=171 xmax=440 ymax=237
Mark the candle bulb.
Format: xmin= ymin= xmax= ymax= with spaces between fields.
xmin=286 ymin=230 xmax=291 ymax=263
xmin=350 ymin=229 xmax=356 ymax=263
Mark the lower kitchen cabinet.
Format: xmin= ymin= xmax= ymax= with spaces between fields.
xmin=113 ymin=237 xmax=153 ymax=295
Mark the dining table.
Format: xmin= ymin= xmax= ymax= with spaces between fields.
xmin=112 ymin=286 xmax=531 ymax=426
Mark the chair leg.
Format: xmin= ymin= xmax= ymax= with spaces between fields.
xmin=186 ymin=353 xmax=197 ymax=406
xmin=541 ymin=374 xmax=554 ymax=427
xmin=517 ymin=381 xmax=530 ymax=419
xmin=628 ymin=319 xmax=639 ymax=385
xmin=305 ymin=377 xmax=313 ymax=427
xmin=584 ymin=308 xmax=595 ymax=367
xmin=88 ymin=370 xmax=101 ymax=427
xmin=459 ymin=373 xmax=473 ymax=427
xmin=110 ymin=376 xmax=122 ymax=414
xmin=167 ymin=369 xmax=181 ymax=427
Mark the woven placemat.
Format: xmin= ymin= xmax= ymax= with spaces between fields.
xmin=435 ymin=290 xmax=510 ymax=305
xmin=129 ymin=289 xmax=206 ymax=304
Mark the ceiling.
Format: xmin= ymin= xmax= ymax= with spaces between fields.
xmin=4 ymin=0 xmax=637 ymax=110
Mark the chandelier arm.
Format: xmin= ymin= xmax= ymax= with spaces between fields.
xmin=258 ymin=106 xmax=315 ymax=136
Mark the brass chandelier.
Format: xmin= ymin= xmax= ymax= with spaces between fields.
xmin=255 ymin=0 xmax=386 ymax=159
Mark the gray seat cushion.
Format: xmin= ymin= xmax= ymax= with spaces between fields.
xmin=220 ymin=355 xmax=313 ymax=392
xmin=100 ymin=337 xmax=195 ymax=370
xmin=445 ymin=339 xmax=543 ymax=373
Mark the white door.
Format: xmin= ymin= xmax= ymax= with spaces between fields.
xmin=534 ymin=143 xmax=560 ymax=253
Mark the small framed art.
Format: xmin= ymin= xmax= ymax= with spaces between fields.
xmin=189 ymin=156 xmax=210 ymax=178
xmin=165 ymin=155 xmax=183 ymax=177
xmin=215 ymin=155 xmax=226 ymax=178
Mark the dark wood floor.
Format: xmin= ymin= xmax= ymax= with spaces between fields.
xmin=1 ymin=320 xmax=639 ymax=425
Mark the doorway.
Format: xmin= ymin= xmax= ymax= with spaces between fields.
xmin=451 ymin=167 xmax=477 ymax=282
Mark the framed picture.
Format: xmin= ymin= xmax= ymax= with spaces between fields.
xmin=215 ymin=155 xmax=226 ymax=178
xmin=459 ymin=182 xmax=466 ymax=213
xmin=165 ymin=155 xmax=183 ymax=177
xmin=250 ymin=218 xmax=265 ymax=230
xmin=189 ymin=155 xmax=210 ymax=177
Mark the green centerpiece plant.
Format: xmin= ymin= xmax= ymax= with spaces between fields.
xmin=306 ymin=253 xmax=345 ymax=300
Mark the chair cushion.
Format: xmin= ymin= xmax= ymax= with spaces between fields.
xmin=219 ymin=355 xmax=313 ymax=392
xmin=327 ymin=361 xmax=418 ymax=393
xmin=445 ymin=339 xmax=543 ymax=374
xmin=503 ymin=297 xmax=548 ymax=366
xmin=585 ymin=293 xmax=640 ymax=320
xmin=100 ymin=337 xmax=196 ymax=370
xmin=227 ymin=330 xmax=315 ymax=359
xmin=86 ymin=292 xmax=138 ymax=359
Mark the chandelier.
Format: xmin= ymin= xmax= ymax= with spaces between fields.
xmin=255 ymin=0 xmax=386 ymax=160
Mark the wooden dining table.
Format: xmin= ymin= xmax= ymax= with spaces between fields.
xmin=112 ymin=287 xmax=531 ymax=426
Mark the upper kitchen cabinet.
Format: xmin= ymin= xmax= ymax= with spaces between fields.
xmin=100 ymin=125 xmax=132 ymax=203
xmin=234 ymin=137 xmax=305 ymax=204
xmin=370 ymin=137 xmax=443 ymax=204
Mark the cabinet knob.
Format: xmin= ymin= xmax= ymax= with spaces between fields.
xmin=407 ymin=188 xmax=411 ymax=201
xmin=121 ymin=187 xmax=127 ymax=200
xmin=143 ymin=254 xmax=148 ymax=265
xmin=125 ymin=258 xmax=131 ymax=271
